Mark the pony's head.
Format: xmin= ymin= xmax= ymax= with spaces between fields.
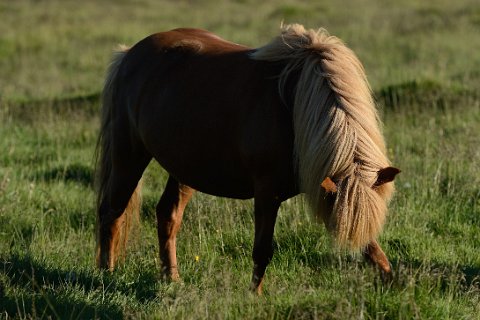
xmin=252 ymin=24 xmax=400 ymax=250
xmin=319 ymin=167 xmax=400 ymax=249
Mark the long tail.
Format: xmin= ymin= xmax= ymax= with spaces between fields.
xmin=252 ymin=25 xmax=395 ymax=250
xmin=95 ymin=46 xmax=141 ymax=266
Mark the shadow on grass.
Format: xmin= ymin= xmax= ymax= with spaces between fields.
xmin=2 ymin=92 xmax=100 ymax=123
xmin=376 ymin=79 xmax=478 ymax=111
xmin=0 ymin=294 xmax=122 ymax=320
xmin=388 ymin=257 xmax=480 ymax=292
xmin=35 ymin=163 xmax=94 ymax=186
xmin=0 ymin=253 xmax=160 ymax=318
xmin=273 ymin=231 xmax=480 ymax=293
xmin=382 ymin=237 xmax=480 ymax=290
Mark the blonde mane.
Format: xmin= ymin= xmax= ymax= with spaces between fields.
xmin=252 ymin=24 xmax=395 ymax=250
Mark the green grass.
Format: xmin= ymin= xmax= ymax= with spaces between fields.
xmin=1 ymin=0 xmax=480 ymax=319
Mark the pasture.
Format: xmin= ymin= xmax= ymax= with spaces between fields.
xmin=1 ymin=0 xmax=479 ymax=318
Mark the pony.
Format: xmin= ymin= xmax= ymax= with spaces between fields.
xmin=95 ymin=24 xmax=400 ymax=294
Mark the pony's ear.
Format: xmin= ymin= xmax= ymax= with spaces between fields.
xmin=321 ymin=177 xmax=338 ymax=193
xmin=373 ymin=167 xmax=401 ymax=188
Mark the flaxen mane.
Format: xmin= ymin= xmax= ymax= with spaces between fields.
xmin=252 ymin=24 xmax=394 ymax=250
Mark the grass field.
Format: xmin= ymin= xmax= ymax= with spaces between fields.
xmin=1 ymin=0 xmax=480 ymax=319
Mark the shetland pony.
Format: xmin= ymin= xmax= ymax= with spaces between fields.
xmin=95 ymin=24 xmax=399 ymax=294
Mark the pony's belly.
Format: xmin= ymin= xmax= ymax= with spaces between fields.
xmin=155 ymin=156 xmax=255 ymax=199
xmin=140 ymin=109 xmax=256 ymax=199
xmin=182 ymin=176 xmax=255 ymax=200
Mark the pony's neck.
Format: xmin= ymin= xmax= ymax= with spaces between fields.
xmin=280 ymin=68 xmax=301 ymax=114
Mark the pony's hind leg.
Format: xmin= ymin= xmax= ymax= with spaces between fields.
xmin=363 ymin=240 xmax=392 ymax=281
xmin=156 ymin=176 xmax=194 ymax=281
xmin=97 ymin=154 xmax=150 ymax=271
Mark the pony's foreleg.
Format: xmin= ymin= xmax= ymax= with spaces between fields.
xmin=156 ymin=176 xmax=194 ymax=281
xmin=250 ymin=194 xmax=281 ymax=295
xmin=363 ymin=240 xmax=392 ymax=281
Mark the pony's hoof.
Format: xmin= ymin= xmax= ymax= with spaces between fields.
xmin=96 ymin=260 xmax=114 ymax=272
xmin=249 ymin=285 xmax=262 ymax=296
xmin=380 ymin=268 xmax=394 ymax=284
xmin=161 ymin=267 xmax=181 ymax=282
xmin=249 ymin=280 xmax=264 ymax=295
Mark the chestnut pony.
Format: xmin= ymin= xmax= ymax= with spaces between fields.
xmin=95 ymin=24 xmax=399 ymax=294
